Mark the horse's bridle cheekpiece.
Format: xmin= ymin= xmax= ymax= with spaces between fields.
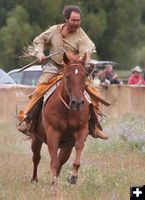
xmin=59 ymin=63 xmax=85 ymax=110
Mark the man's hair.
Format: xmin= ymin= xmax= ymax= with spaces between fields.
xmin=105 ymin=64 xmax=113 ymax=69
xmin=62 ymin=5 xmax=81 ymax=19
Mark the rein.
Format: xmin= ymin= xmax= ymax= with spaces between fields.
xmin=59 ymin=93 xmax=71 ymax=109
xmin=59 ymin=63 xmax=85 ymax=110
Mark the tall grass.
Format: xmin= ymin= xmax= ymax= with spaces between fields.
xmin=0 ymin=114 xmax=145 ymax=200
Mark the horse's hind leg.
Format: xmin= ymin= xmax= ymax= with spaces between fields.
xmin=57 ymin=146 xmax=73 ymax=177
xmin=31 ymin=135 xmax=42 ymax=183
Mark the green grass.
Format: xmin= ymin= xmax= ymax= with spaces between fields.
xmin=0 ymin=114 xmax=145 ymax=200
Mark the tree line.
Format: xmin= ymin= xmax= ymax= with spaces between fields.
xmin=0 ymin=0 xmax=145 ymax=71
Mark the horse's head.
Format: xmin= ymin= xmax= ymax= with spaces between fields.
xmin=61 ymin=51 xmax=87 ymax=111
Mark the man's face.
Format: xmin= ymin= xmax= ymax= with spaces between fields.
xmin=66 ymin=11 xmax=81 ymax=32
xmin=106 ymin=65 xmax=113 ymax=73
xmin=134 ymin=71 xmax=140 ymax=76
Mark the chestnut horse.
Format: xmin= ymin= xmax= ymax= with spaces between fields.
xmin=31 ymin=52 xmax=89 ymax=186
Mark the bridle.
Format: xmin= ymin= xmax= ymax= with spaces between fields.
xmin=59 ymin=63 xmax=85 ymax=110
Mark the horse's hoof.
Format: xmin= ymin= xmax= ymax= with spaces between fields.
xmin=50 ymin=178 xmax=58 ymax=196
xmin=67 ymin=175 xmax=78 ymax=184
xmin=31 ymin=178 xmax=38 ymax=184
xmin=51 ymin=176 xmax=58 ymax=186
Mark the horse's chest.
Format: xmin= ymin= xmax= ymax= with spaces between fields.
xmin=47 ymin=109 xmax=88 ymax=132
xmin=62 ymin=113 xmax=88 ymax=131
xmin=68 ymin=117 xmax=82 ymax=127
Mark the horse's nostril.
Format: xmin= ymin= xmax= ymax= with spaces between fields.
xmin=81 ymin=100 xmax=85 ymax=104
xmin=71 ymin=100 xmax=76 ymax=105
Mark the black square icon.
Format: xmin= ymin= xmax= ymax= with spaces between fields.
xmin=130 ymin=185 xmax=145 ymax=199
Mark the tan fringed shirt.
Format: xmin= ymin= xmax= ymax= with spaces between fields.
xmin=33 ymin=24 xmax=96 ymax=74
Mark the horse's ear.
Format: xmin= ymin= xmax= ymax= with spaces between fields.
xmin=63 ymin=52 xmax=70 ymax=64
xmin=80 ymin=52 xmax=87 ymax=63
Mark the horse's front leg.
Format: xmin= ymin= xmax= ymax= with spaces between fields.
xmin=68 ymin=126 xmax=88 ymax=184
xmin=57 ymin=146 xmax=73 ymax=177
xmin=46 ymin=128 xmax=60 ymax=185
xmin=31 ymin=135 xmax=42 ymax=183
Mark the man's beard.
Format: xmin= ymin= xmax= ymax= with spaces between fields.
xmin=68 ymin=25 xmax=79 ymax=33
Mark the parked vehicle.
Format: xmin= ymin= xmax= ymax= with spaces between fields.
xmin=7 ymin=69 xmax=23 ymax=84
xmin=88 ymin=59 xmax=117 ymax=71
xmin=8 ymin=61 xmax=116 ymax=86
xmin=8 ymin=65 xmax=42 ymax=86
xmin=0 ymin=68 xmax=16 ymax=84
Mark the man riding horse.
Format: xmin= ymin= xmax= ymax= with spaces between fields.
xmin=17 ymin=5 xmax=109 ymax=140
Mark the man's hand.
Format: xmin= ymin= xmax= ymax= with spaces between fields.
xmin=112 ymin=74 xmax=118 ymax=79
xmin=37 ymin=52 xmax=46 ymax=64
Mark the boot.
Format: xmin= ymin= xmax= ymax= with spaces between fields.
xmin=91 ymin=125 xmax=108 ymax=139
xmin=89 ymin=104 xmax=108 ymax=140
xmin=16 ymin=120 xmax=31 ymax=136
xmin=17 ymin=99 xmax=43 ymax=136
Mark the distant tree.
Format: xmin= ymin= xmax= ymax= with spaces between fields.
xmin=1 ymin=0 xmax=145 ymax=69
xmin=21 ymin=0 xmax=64 ymax=28
xmin=0 ymin=5 xmax=40 ymax=71
xmin=98 ymin=0 xmax=145 ymax=68
xmin=83 ymin=10 xmax=107 ymax=59
xmin=0 ymin=0 xmax=18 ymax=26
xmin=134 ymin=46 xmax=145 ymax=67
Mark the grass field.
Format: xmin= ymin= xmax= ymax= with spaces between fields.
xmin=0 ymin=114 xmax=145 ymax=200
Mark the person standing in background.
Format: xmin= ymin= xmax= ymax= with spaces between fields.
xmin=128 ymin=66 xmax=145 ymax=85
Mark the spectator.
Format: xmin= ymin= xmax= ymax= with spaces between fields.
xmin=128 ymin=66 xmax=145 ymax=85
xmin=97 ymin=64 xmax=123 ymax=87
xmin=92 ymin=70 xmax=101 ymax=87
xmin=143 ymin=67 xmax=145 ymax=81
